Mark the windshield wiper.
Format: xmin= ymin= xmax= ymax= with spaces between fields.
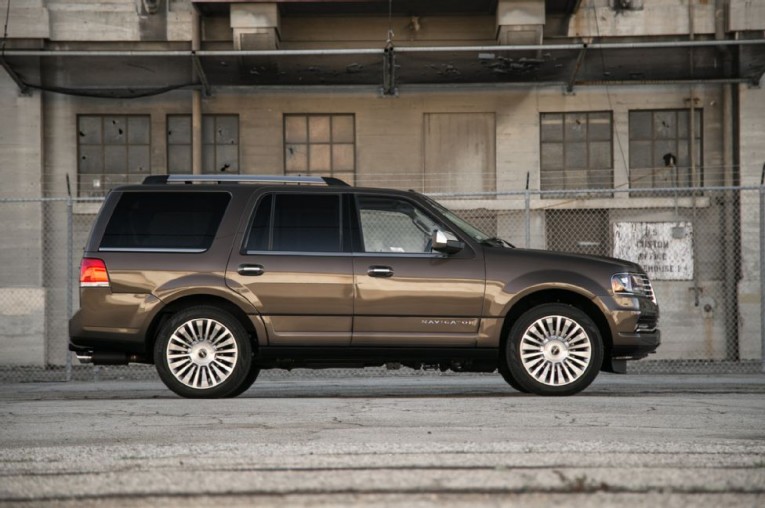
xmin=480 ymin=236 xmax=515 ymax=248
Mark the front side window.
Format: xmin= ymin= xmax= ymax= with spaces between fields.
xmin=101 ymin=192 xmax=230 ymax=251
xmin=540 ymin=112 xmax=613 ymax=192
xmin=629 ymin=109 xmax=702 ymax=189
xmin=356 ymin=195 xmax=439 ymax=254
xmin=246 ymin=193 xmax=342 ymax=253
xmin=77 ymin=115 xmax=151 ymax=196
xmin=167 ymin=115 xmax=240 ymax=174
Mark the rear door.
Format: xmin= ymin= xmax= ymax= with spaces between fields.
xmin=226 ymin=191 xmax=354 ymax=346
xmin=351 ymin=193 xmax=485 ymax=347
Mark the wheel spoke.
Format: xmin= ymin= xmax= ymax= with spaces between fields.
xmin=519 ymin=314 xmax=592 ymax=387
xmin=166 ymin=317 xmax=239 ymax=390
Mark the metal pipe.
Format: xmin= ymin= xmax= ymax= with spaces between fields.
xmin=3 ymin=39 xmax=764 ymax=58
xmin=191 ymin=5 xmax=202 ymax=175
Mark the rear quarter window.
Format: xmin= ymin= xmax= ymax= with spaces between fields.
xmin=100 ymin=192 xmax=230 ymax=251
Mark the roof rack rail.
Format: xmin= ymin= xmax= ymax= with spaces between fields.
xmin=142 ymin=174 xmax=350 ymax=187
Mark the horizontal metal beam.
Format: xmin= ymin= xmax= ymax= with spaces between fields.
xmin=2 ymin=38 xmax=763 ymax=58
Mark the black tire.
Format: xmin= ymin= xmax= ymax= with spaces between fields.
xmin=154 ymin=305 xmax=253 ymax=398
xmin=225 ymin=364 xmax=261 ymax=398
xmin=498 ymin=361 xmax=530 ymax=393
xmin=503 ymin=303 xmax=603 ymax=396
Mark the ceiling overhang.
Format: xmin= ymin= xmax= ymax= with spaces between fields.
xmin=1 ymin=38 xmax=764 ymax=98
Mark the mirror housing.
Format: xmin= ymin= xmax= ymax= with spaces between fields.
xmin=431 ymin=229 xmax=464 ymax=254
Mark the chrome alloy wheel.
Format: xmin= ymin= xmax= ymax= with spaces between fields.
xmin=166 ymin=318 xmax=239 ymax=389
xmin=519 ymin=315 xmax=592 ymax=386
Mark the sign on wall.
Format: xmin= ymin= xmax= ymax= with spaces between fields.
xmin=612 ymin=222 xmax=694 ymax=280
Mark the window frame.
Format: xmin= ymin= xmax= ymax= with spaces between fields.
xmin=539 ymin=111 xmax=614 ymax=194
xmin=98 ymin=190 xmax=231 ymax=253
xmin=627 ymin=108 xmax=703 ymax=190
xmin=242 ymin=191 xmax=346 ymax=255
xmin=166 ymin=114 xmax=240 ymax=175
xmin=76 ymin=114 xmax=151 ymax=197
xmin=283 ymin=113 xmax=356 ymax=184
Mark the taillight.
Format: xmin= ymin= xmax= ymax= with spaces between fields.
xmin=80 ymin=258 xmax=110 ymax=288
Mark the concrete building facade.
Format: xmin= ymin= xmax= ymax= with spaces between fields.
xmin=0 ymin=0 xmax=763 ymax=368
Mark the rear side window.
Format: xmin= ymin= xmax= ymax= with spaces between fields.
xmin=245 ymin=193 xmax=342 ymax=253
xmin=101 ymin=192 xmax=230 ymax=251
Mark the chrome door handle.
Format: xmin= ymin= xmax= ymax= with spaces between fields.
xmin=238 ymin=264 xmax=265 ymax=276
xmin=367 ymin=266 xmax=393 ymax=278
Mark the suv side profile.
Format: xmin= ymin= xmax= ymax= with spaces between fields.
xmin=70 ymin=175 xmax=660 ymax=397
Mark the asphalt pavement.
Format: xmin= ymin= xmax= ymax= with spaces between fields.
xmin=1 ymin=373 xmax=764 ymax=507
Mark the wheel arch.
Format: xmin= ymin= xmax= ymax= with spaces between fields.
xmin=144 ymin=294 xmax=262 ymax=362
xmin=499 ymin=289 xmax=613 ymax=371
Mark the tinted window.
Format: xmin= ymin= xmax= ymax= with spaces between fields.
xmin=101 ymin=192 xmax=230 ymax=251
xmin=246 ymin=193 xmax=342 ymax=253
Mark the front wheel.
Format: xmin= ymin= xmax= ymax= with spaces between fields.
xmin=503 ymin=304 xmax=603 ymax=396
xmin=154 ymin=306 xmax=253 ymax=398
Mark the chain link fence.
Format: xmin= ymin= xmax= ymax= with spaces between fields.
xmin=1 ymin=185 xmax=763 ymax=383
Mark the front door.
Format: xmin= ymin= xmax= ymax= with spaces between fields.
xmin=226 ymin=192 xmax=353 ymax=346
xmin=351 ymin=194 xmax=485 ymax=346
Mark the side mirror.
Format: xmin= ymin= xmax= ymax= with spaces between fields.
xmin=431 ymin=229 xmax=464 ymax=254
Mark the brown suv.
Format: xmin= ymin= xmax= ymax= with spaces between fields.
xmin=69 ymin=175 xmax=659 ymax=397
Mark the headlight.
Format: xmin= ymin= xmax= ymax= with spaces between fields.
xmin=611 ymin=273 xmax=649 ymax=297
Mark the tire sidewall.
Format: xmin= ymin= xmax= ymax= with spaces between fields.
xmin=154 ymin=305 xmax=253 ymax=399
xmin=505 ymin=303 xmax=603 ymax=396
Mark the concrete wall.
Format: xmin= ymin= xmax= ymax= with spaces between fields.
xmin=737 ymin=76 xmax=765 ymax=360
xmin=0 ymin=70 xmax=45 ymax=365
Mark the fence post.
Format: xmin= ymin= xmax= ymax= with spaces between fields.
xmin=65 ymin=194 xmax=73 ymax=382
xmin=761 ymin=184 xmax=765 ymax=374
xmin=524 ymin=172 xmax=531 ymax=248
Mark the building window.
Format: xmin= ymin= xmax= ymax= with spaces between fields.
xmin=629 ymin=109 xmax=702 ymax=189
xmin=167 ymin=115 xmax=240 ymax=174
xmin=284 ymin=114 xmax=355 ymax=185
xmin=540 ymin=112 xmax=613 ymax=192
xmin=77 ymin=115 xmax=150 ymax=196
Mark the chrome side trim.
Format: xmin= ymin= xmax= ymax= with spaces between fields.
xmin=98 ymin=247 xmax=207 ymax=253
xmin=80 ymin=281 xmax=110 ymax=288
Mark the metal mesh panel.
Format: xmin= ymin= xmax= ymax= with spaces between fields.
xmin=0 ymin=187 xmax=762 ymax=383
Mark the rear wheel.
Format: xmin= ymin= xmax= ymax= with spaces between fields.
xmin=154 ymin=305 xmax=253 ymax=398
xmin=503 ymin=303 xmax=603 ymax=396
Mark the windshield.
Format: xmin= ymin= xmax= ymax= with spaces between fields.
xmin=419 ymin=194 xmax=492 ymax=243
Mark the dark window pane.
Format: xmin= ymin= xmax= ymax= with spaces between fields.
xmin=653 ymin=111 xmax=676 ymax=140
xmin=588 ymin=113 xmax=612 ymax=141
xmin=104 ymin=146 xmax=127 ymax=174
xmin=216 ymin=116 xmax=239 ymax=145
xmin=272 ymin=194 xmax=341 ymax=252
xmin=565 ymin=113 xmax=587 ymax=142
xmin=104 ymin=116 xmax=127 ymax=144
xmin=564 ymin=142 xmax=587 ymax=169
xmin=168 ymin=116 xmax=191 ymax=145
xmin=78 ymin=116 xmax=102 ymax=145
xmin=79 ymin=146 xmax=103 ymax=174
xmin=630 ymin=140 xmax=653 ymax=169
xmin=590 ymin=141 xmax=612 ymax=170
xmin=128 ymin=146 xmax=150 ymax=174
xmin=246 ymin=194 xmax=272 ymax=251
xmin=128 ymin=116 xmax=150 ymax=145
xmin=629 ymin=111 xmax=652 ymax=140
xmin=101 ymin=192 xmax=230 ymax=250
xmin=540 ymin=113 xmax=563 ymax=142
xmin=540 ymin=143 xmax=563 ymax=170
